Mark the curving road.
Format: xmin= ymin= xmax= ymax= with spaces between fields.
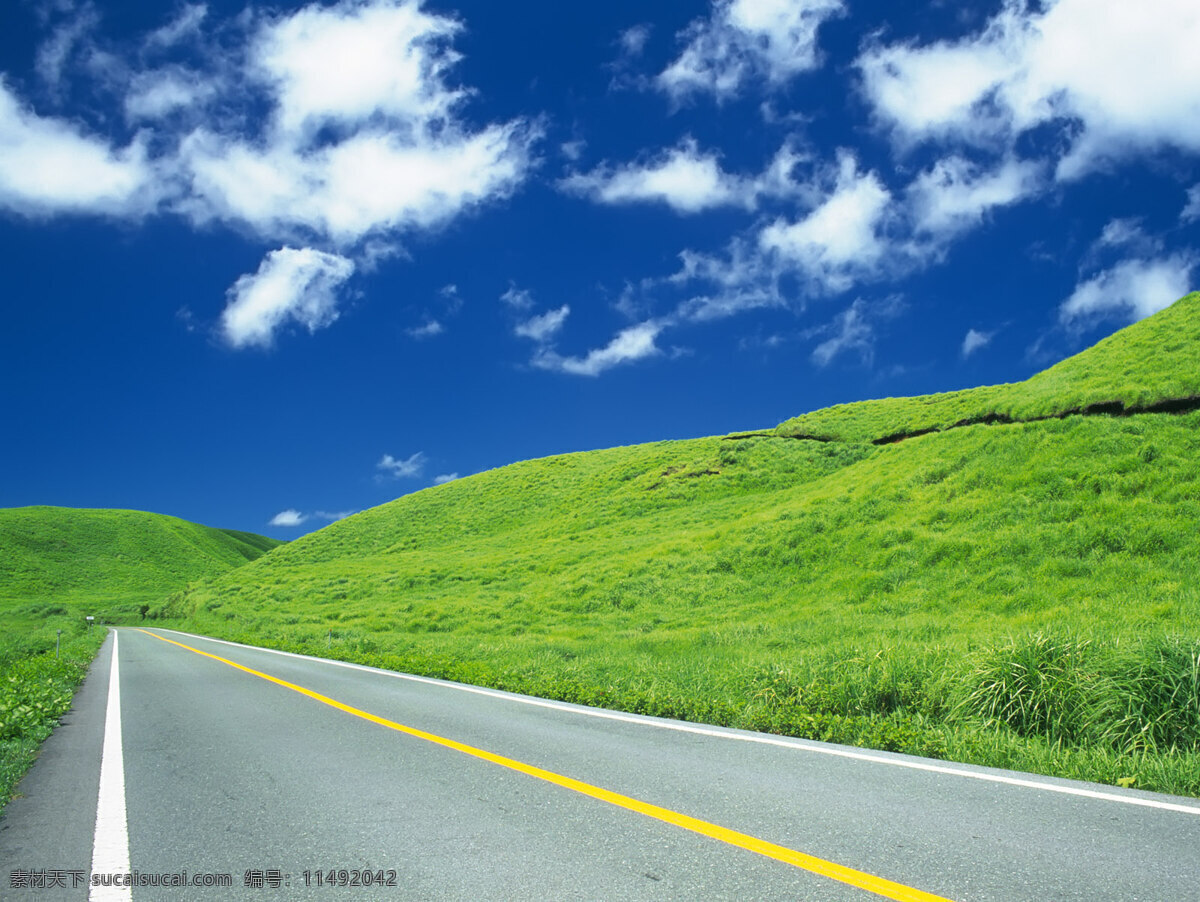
xmin=3 ymin=628 xmax=1199 ymax=900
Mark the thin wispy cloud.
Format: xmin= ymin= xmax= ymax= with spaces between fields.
xmin=515 ymin=305 xmax=570 ymax=342
xmin=1181 ymin=185 xmax=1200 ymax=224
xmin=377 ymin=451 xmax=427 ymax=479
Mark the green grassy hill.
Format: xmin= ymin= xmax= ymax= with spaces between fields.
xmin=0 ymin=507 xmax=282 ymax=810
xmin=0 ymin=506 xmax=282 ymax=661
xmin=0 ymin=506 xmax=281 ymax=614
xmin=157 ymin=293 xmax=1200 ymax=795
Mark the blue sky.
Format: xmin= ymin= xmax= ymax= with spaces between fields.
xmin=2 ymin=0 xmax=1198 ymax=538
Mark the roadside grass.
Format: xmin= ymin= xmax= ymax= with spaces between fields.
xmin=154 ymin=405 xmax=1200 ymax=797
xmin=0 ymin=617 xmax=107 ymax=813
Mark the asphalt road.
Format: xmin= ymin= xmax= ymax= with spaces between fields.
xmin=3 ymin=628 xmax=1199 ymax=901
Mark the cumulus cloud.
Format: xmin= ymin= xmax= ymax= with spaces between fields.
xmin=961 ymin=328 xmax=994 ymax=358
xmin=0 ymin=80 xmax=156 ymax=216
xmin=759 ymin=152 xmax=894 ymax=293
xmin=659 ymin=0 xmax=845 ymax=101
xmin=533 ymin=321 xmax=663 ymax=377
xmin=1059 ymin=255 xmax=1196 ymax=325
xmin=858 ymin=0 xmax=1200 ymax=179
xmin=907 ymin=155 xmax=1042 ymax=240
xmin=270 ymin=509 xmax=308 ymax=527
xmin=560 ymin=139 xmax=754 ymax=213
xmin=179 ymin=120 xmax=534 ymax=246
xmin=253 ymin=0 xmax=462 ymax=138
xmin=221 ymin=247 xmax=355 ymax=348
xmin=0 ymin=0 xmax=538 ymax=346
xmin=378 ymin=451 xmax=427 ymax=478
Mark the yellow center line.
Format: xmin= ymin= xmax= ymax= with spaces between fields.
xmin=135 ymin=629 xmax=953 ymax=902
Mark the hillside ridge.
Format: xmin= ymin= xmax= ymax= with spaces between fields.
xmin=775 ymin=291 xmax=1200 ymax=444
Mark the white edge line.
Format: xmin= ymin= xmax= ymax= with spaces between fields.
xmin=147 ymin=627 xmax=1200 ymax=817
xmin=91 ymin=631 xmax=132 ymax=902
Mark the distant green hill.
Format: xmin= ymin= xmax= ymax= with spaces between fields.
xmin=0 ymin=507 xmax=282 ymax=623
xmin=157 ymin=294 xmax=1200 ymax=795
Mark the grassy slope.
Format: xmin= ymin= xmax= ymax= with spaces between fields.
xmin=158 ymin=293 xmax=1200 ymax=794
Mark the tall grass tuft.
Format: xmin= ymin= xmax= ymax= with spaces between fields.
xmin=954 ymin=632 xmax=1093 ymax=745
xmin=1089 ymin=637 xmax=1200 ymax=754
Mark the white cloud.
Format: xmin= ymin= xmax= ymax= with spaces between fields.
xmin=0 ymin=0 xmax=538 ymax=347
xmin=659 ymin=0 xmax=845 ymax=101
xmin=500 ymin=285 xmax=535 ymax=310
xmin=438 ymin=283 xmax=462 ymax=310
xmin=907 ymin=155 xmax=1042 ymax=240
xmin=180 ymin=120 xmax=534 ymax=246
xmin=433 ymin=473 xmax=459 ymax=485
xmin=1182 ymin=184 xmax=1200 ymax=224
xmin=1060 ymin=255 xmax=1196 ymax=325
xmin=618 ymin=24 xmax=652 ymax=58
xmin=406 ymin=319 xmax=444 ymax=339
xmin=515 ymin=305 xmax=570 ymax=342
xmin=560 ymin=139 xmax=754 ymax=214
xmin=270 ymin=509 xmax=308 ymax=527
xmin=961 ymin=328 xmax=994 ymax=358
xmin=272 ymin=507 xmax=354 ymax=526
xmin=378 ymin=451 xmax=427 ymax=478
xmin=759 ymin=152 xmax=894 ymax=293
xmin=221 ymin=247 xmax=355 ymax=348
xmin=1096 ymin=218 xmax=1151 ymax=250
xmin=858 ymin=0 xmax=1200 ymax=179
xmin=253 ymin=0 xmax=463 ymax=138
xmin=0 ymin=80 xmax=155 ymax=216
xmin=533 ymin=322 xmax=663 ymax=377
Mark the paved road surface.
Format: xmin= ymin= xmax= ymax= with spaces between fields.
xmin=3 ymin=628 xmax=1199 ymax=900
